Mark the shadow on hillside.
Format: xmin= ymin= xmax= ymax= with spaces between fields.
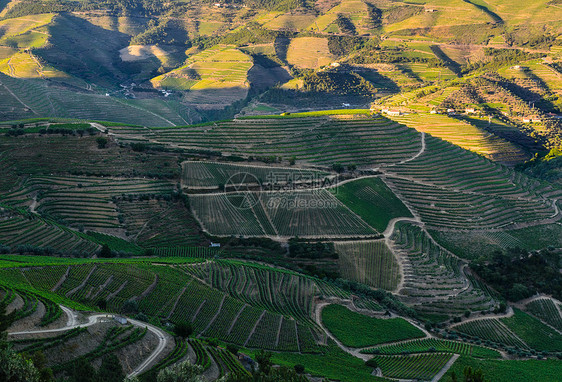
xmin=34 ymin=13 xmax=131 ymax=89
xmin=462 ymin=0 xmax=503 ymax=24
xmin=430 ymin=45 xmax=462 ymax=77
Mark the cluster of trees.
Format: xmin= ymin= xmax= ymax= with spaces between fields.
xmin=349 ymin=46 xmax=443 ymax=67
xmin=366 ymin=5 xmax=383 ymax=29
xmin=195 ymin=22 xmax=287 ymax=50
xmin=3 ymin=0 xmax=167 ymax=19
xmin=288 ymin=240 xmax=338 ymax=259
xmin=300 ymin=71 xmax=377 ymax=97
xmin=518 ymin=148 xmax=562 ymax=183
xmin=335 ymin=14 xmax=356 ymax=35
xmin=131 ymin=19 xmax=189 ymax=46
xmin=471 ymin=248 xmax=562 ymax=301
xmin=332 ymin=279 xmax=418 ymax=318
xmin=0 ymin=301 xmax=49 ymax=382
xmin=462 ymin=48 xmax=542 ymax=74
xmin=327 ymin=36 xmax=366 ymax=57
xmin=449 ymin=367 xmax=487 ymax=382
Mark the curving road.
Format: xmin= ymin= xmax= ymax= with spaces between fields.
xmin=7 ymin=305 xmax=169 ymax=377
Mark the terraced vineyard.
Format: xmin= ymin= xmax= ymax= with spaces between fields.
xmin=390 ymin=222 xmax=497 ymax=316
xmin=0 ymin=73 xmax=194 ymax=126
xmin=0 ymin=259 xmax=365 ymax=354
xmin=111 ymin=115 xmax=423 ymax=167
xmin=385 ymin=135 xmax=561 ymax=230
xmin=525 ymin=298 xmax=562 ymax=331
xmin=389 ymin=113 xmax=529 ymax=165
xmin=0 ymin=209 xmax=101 ymax=254
xmin=181 ymin=161 xmax=330 ymax=189
xmin=362 ymin=338 xmax=500 ymax=358
xmin=370 ymin=353 xmax=453 ymax=380
xmin=453 ymin=318 xmax=529 ymax=349
xmin=190 ymin=189 xmax=377 ymax=238
xmin=334 ymin=240 xmax=399 ymax=290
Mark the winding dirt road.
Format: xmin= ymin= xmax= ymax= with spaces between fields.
xmin=7 ymin=305 xmax=169 ymax=377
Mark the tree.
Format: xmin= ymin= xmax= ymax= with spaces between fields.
xmin=0 ymin=347 xmax=40 ymax=382
xmin=24 ymin=352 xmax=53 ymax=382
xmin=255 ymin=349 xmax=272 ymax=375
xmin=462 ymin=366 xmax=486 ymax=382
xmin=67 ymin=358 xmax=96 ymax=382
xmin=99 ymin=244 xmax=113 ymax=258
xmin=121 ymin=300 xmax=138 ymax=314
xmin=97 ymin=355 xmax=124 ymax=382
xmin=0 ymin=301 xmax=14 ymax=337
xmin=332 ymin=163 xmax=344 ymax=173
xmin=294 ymin=364 xmax=305 ymax=374
xmin=157 ymin=360 xmax=214 ymax=382
xmin=96 ymin=136 xmax=108 ymax=149
xmin=226 ymin=344 xmax=239 ymax=355
xmin=173 ymin=322 xmax=193 ymax=338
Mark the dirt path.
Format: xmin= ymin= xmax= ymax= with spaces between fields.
xmin=29 ymin=195 xmax=38 ymax=213
xmin=431 ymin=354 xmax=459 ymax=382
xmin=51 ymin=266 xmax=70 ymax=292
xmin=244 ymin=310 xmax=266 ymax=347
xmin=8 ymin=305 xmax=170 ymax=378
xmin=449 ymin=306 xmax=514 ymax=329
xmin=398 ymin=131 xmax=426 ymax=165
xmin=66 ymin=265 xmax=97 ymax=297
xmin=112 ymin=97 xmax=176 ymax=127
xmin=0 ymin=78 xmax=38 ymax=114
xmin=313 ymin=302 xmax=374 ymax=361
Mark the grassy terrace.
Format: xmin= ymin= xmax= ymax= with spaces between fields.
xmin=321 ymin=304 xmax=424 ymax=347
xmin=332 ymin=177 xmax=413 ymax=232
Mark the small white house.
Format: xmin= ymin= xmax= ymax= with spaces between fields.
xmin=465 ymin=107 xmax=477 ymax=114
xmin=114 ymin=316 xmax=128 ymax=325
xmin=210 ymin=242 xmax=221 ymax=248
xmin=382 ymin=108 xmax=401 ymax=116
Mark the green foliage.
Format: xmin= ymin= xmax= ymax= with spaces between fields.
xmin=0 ymin=346 xmax=40 ymax=382
xmin=174 ymin=322 xmax=194 ymax=339
xmin=322 ymin=304 xmax=424 ymax=347
xmin=271 ymin=342 xmax=383 ymax=381
xmin=97 ymin=355 xmax=125 ymax=382
xmin=99 ymin=244 xmax=113 ymax=258
xmin=288 ymin=240 xmax=337 ymax=260
xmin=471 ymin=248 xmax=562 ymax=301
xmin=463 ymin=48 xmax=543 ymax=74
xmin=328 ymin=36 xmax=365 ymax=56
xmin=96 ymin=136 xmax=108 ymax=149
xmin=333 ymin=177 xmax=412 ymax=232
xmin=444 ymin=356 xmax=562 ymax=382
xmin=335 ymin=14 xmax=355 ymax=35
xmin=501 ymin=309 xmax=562 ymax=352
xmin=131 ymin=19 xmax=189 ymax=46
xmin=156 ymin=360 xmax=206 ymax=382
xmin=300 ymin=70 xmax=378 ymax=97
